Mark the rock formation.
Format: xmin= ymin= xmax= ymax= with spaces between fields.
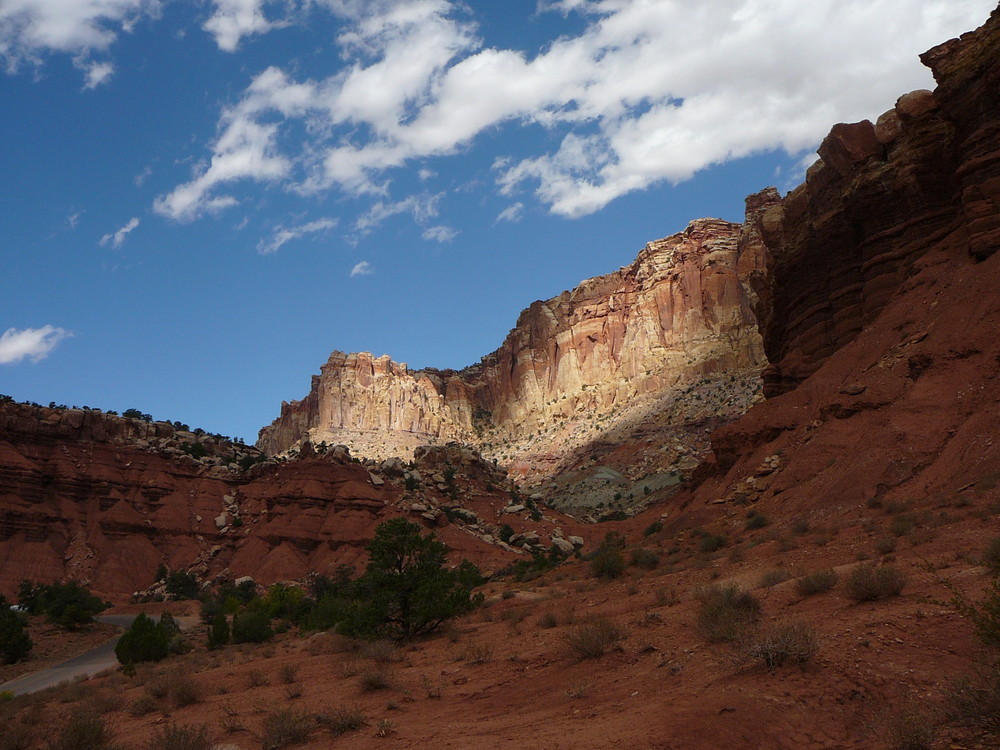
xmin=259 ymin=218 xmax=767 ymax=502
xmin=0 ymin=401 xmax=592 ymax=598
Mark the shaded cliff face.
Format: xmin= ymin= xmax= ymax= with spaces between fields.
xmin=747 ymin=6 xmax=1000 ymax=398
xmin=0 ymin=402 xmax=594 ymax=598
xmin=259 ymin=218 xmax=767 ymax=498
xmin=666 ymin=7 xmax=1000 ymax=534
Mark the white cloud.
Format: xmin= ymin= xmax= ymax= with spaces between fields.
xmin=0 ymin=325 xmax=71 ymax=365
xmin=67 ymin=209 xmax=83 ymax=229
xmin=134 ymin=165 xmax=152 ymax=186
xmin=99 ymin=216 xmax=139 ymax=248
xmin=256 ymin=217 xmax=337 ymax=255
xmin=158 ymin=0 xmax=994 ymax=220
xmin=495 ymin=202 xmax=523 ymax=223
xmin=204 ymin=0 xmax=277 ymax=52
xmin=354 ymin=192 xmax=441 ymax=235
xmin=82 ymin=59 xmax=113 ymax=88
xmin=422 ymin=224 xmax=457 ymax=243
xmin=350 ymin=260 xmax=372 ymax=277
xmin=0 ymin=0 xmax=158 ymax=79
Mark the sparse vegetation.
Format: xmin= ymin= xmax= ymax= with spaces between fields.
xmin=565 ymin=617 xmax=626 ymax=659
xmin=590 ymin=532 xmax=627 ymax=579
xmin=49 ymin=711 xmax=117 ymax=750
xmin=629 ymin=548 xmax=659 ymax=570
xmin=0 ymin=595 xmax=31 ymax=663
xmin=739 ymin=622 xmax=818 ymax=669
xmin=696 ymin=584 xmax=761 ymax=643
xmin=146 ymin=723 xmax=211 ymax=750
xmin=758 ymin=569 xmax=791 ymax=588
xmin=745 ymin=510 xmax=770 ymax=530
xmin=795 ymin=569 xmax=838 ymax=596
xmin=261 ymin=708 xmax=313 ymax=749
xmin=115 ymin=613 xmax=170 ymax=664
xmin=319 ymin=707 xmax=366 ymax=736
xmin=844 ymin=564 xmax=907 ymax=602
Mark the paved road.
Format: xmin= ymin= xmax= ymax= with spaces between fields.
xmin=0 ymin=614 xmax=197 ymax=696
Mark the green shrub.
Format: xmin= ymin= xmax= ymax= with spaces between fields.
xmin=498 ymin=524 xmax=515 ymax=543
xmin=17 ymin=580 xmax=106 ymax=628
xmin=696 ymin=584 xmax=761 ymax=643
xmin=165 ymin=571 xmax=199 ymax=601
xmin=943 ymin=660 xmax=1000 ymax=732
xmin=844 ymin=564 xmax=907 ymax=601
xmin=643 ymin=520 xmax=663 ymax=537
xmin=340 ymin=517 xmax=484 ymax=639
xmin=565 ymin=617 xmax=627 ymax=659
xmin=115 ymin=613 xmax=169 ymax=664
xmin=231 ymin=611 xmax=274 ymax=644
xmin=207 ymin=611 xmax=230 ymax=649
xmin=795 ymin=569 xmax=838 ymax=596
xmin=0 ymin=600 xmax=32 ymax=664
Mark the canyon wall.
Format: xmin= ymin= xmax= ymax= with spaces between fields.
xmin=259 ymin=218 xmax=767 ymax=483
xmin=744 ymin=7 xmax=1000 ymax=397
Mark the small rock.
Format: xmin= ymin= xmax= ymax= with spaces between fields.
xmin=552 ymin=537 xmax=574 ymax=554
xmin=369 ymin=472 xmax=385 ymax=486
xmin=568 ymin=536 xmax=584 ymax=548
xmin=503 ymin=504 xmax=526 ymax=514
xmin=214 ymin=513 xmax=228 ymax=530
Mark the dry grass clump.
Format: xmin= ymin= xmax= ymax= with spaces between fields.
xmin=318 ymin=707 xmax=366 ymax=736
xmin=359 ymin=640 xmax=399 ymax=664
xmin=983 ymin=536 xmax=1000 ymax=574
xmin=875 ymin=698 xmax=937 ymax=750
xmin=278 ymin=664 xmax=299 ymax=684
xmin=461 ymin=642 xmax=493 ymax=664
xmin=246 ymin=669 xmax=270 ymax=688
xmin=629 ymin=548 xmax=660 ymax=570
xmin=537 ymin=611 xmax=559 ymax=629
xmin=696 ymin=584 xmax=761 ymax=643
xmin=739 ymin=622 xmax=819 ymax=669
xmin=358 ymin=666 xmax=395 ymax=692
xmin=565 ymin=617 xmax=627 ymax=659
xmin=261 ymin=708 xmax=314 ymax=749
xmin=167 ymin=672 xmax=203 ymax=707
xmin=795 ymin=568 xmax=838 ymax=596
xmin=49 ymin=711 xmax=117 ymax=750
xmin=146 ymin=723 xmax=211 ymax=750
xmin=844 ymin=564 xmax=907 ymax=601
xmin=0 ymin=724 xmax=34 ymax=750
xmin=128 ymin=694 xmax=158 ymax=716
xmin=943 ymin=660 xmax=1000 ymax=732
xmin=758 ymin=569 xmax=791 ymax=588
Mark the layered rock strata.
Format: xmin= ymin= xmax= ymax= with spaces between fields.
xmin=259 ymin=219 xmax=767 ymax=487
xmin=745 ymin=7 xmax=1000 ymax=397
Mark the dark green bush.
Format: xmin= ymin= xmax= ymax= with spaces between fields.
xmin=17 ymin=580 xmax=106 ymax=628
xmin=165 ymin=571 xmax=199 ymax=601
xmin=0 ymin=597 xmax=31 ymax=664
xmin=115 ymin=613 xmax=169 ymax=664
xmin=231 ymin=611 xmax=274 ymax=644
xmin=340 ymin=517 xmax=484 ymax=639
xmin=207 ymin=611 xmax=230 ymax=649
xmin=745 ymin=510 xmax=770 ymax=530
xmin=643 ymin=520 xmax=663 ymax=537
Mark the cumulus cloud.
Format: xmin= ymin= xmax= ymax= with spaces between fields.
xmin=82 ymin=59 xmax=113 ymax=88
xmin=0 ymin=325 xmax=71 ymax=365
xmin=99 ymin=216 xmax=139 ymax=248
xmin=350 ymin=260 xmax=372 ymax=277
xmin=256 ymin=216 xmax=337 ymax=254
xmin=204 ymin=0 xmax=278 ymax=52
xmin=0 ymin=0 xmax=157 ymax=79
xmin=157 ymin=0 xmax=992 ymax=221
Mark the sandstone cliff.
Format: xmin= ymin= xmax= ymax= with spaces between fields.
xmin=259 ymin=218 xmax=767 ymax=506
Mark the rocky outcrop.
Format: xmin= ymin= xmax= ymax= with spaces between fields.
xmin=669 ymin=8 xmax=1000 ymax=531
xmin=259 ymin=219 xmax=767 ymax=488
xmin=0 ymin=401 xmax=591 ymax=598
xmin=743 ymin=7 xmax=1000 ymax=397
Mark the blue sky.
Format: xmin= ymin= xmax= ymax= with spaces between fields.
xmin=1 ymin=0 xmax=994 ymax=442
